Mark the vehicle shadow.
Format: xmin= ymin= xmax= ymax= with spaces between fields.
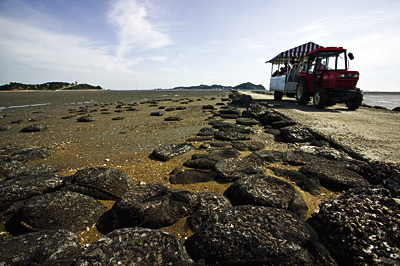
xmin=252 ymin=97 xmax=351 ymax=113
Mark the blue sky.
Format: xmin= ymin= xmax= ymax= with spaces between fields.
xmin=0 ymin=0 xmax=399 ymax=91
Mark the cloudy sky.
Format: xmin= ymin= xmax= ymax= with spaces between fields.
xmin=0 ymin=0 xmax=399 ymax=91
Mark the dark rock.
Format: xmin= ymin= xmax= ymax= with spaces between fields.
xmin=151 ymin=143 xmax=195 ymax=161
xmin=196 ymin=127 xmax=215 ymax=136
xmin=112 ymin=116 xmax=125 ymax=120
xmin=183 ymin=154 xmax=224 ymax=169
xmin=220 ymin=113 xmax=239 ymax=119
xmin=77 ymin=115 xmax=96 ymax=122
xmin=232 ymin=141 xmax=265 ymax=151
xmin=165 ymin=107 xmax=176 ymax=111
xmin=6 ymin=191 xmax=105 ymax=234
xmin=11 ymin=119 xmax=23 ymax=124
xmin=225 ymin=174 xmax=308 ymax=219
xmin=206 ymin=141 xmax=231 ymax=148
xmin=29 ymin=115 xmax=52 ymax=122
xmin=0 ymin=173 xmax=64 ymax=211
xmin=150 ymin=111 xmax=164 ymax=116
xmin=164 ymin=116 xmax=183 ymax=121
xmin=170 ymin=169 xmax=217 ymax=184
xmin=0 ymin=230 xmax=81 ymax=266
xmin=299 ymin=146 xmax=343 ymax=159
xmin=243 ymin=102 xmax=269 ymax=118
xmin=158 ymin=106 xmax=166 ymax=109
xmin=229 ymin=92 xmax=253 ymax=106
xmin=0 ymin=125 xmax=12 ymax=131
xmin=269 ymin=167 xmax=321 ymax=195
xmin=0 ymin=159 xmax=28 ymax=179
xmin=236 ymin=117 xmax=259 ymax=126
xmin=246 ymin=150 xmax=283 ymax=170
xmin=215 ymin=157 xmax=260 ymax=182
xmin=75 ymin=227 xmax=193 ymax=265
xmin=0 ymin=145 xmax=21 ymax=156
xmin=8 ymin=163 xmax=58 ymax=179
xmin=280 ymin=125 xmax=314 ymax=142
xmin=185 ymin=205 xmax=337 ymax=265
xmin=62 ymin=114 xmax=77 ymax=119
xmin=272 ymin=120 xmax=297 ymax=128
xmin=300 ymin=163 xmax=370 ymax=191
xmin=20 ymin=123 xmax=48 ymax=132
xmin=188 ymin=192 xmax=232 ymax=231
xmin=282 ymin=150 xmax=326 ymax=166
xmin=9 ymin=147 xmax=52 ymax=162
xmin=310 ymin=187 xmax=400 ymax=266
xmin=265 ymin=127 xmax=281 ymax=136
xmin=214 ymin=131 xmax=251 ymax=141
xmin=392 ymin=107 xmax=400 ymax=112
xmin=65 ymin=167 xmax=134 ymax=200
xmin=213 ymin=122 xmax=251 ymax=134
xmin=210 ymin=148 xmax=241 ymax=159
xmin=126 ymin=107 xmax=139 ymax=111
xmin=202 ymin=105 xmax=215 ymax=110
xmin=97 ymin=184 xmax=197 ymax=233
xmin=176 ymin=106 xmax=187 ymax=110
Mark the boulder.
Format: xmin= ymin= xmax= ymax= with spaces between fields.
xmin=196 ymin=127 xmax=215 ymax=136
xmin=202 ymin=105 xmax=215 ymax=110
xmin=215 ymin=157 xmax=260 ymax=182
xmin=0 ymin=125 xmax=12 ymax=131
xmin=299 ymin=146 xmax=343 ymax=160
xmin=246 ymin=150 xmax=283 ymax=170
xmin=6 ymin=191 xmax=105 ymax=234
xmin=64 ymin=167 xmax=134 ymax=200
xmin=20 ymin=123 xmax=48 ymax=132
xmin=112 ymin=116 xmax=125 ymax=120
xmin=77 ymin=115 xmax=96 ymax=122
xmin=259 ymin=109 xmax=289 ymax=126
xmin=310 ymin=187 xmax=400 ymax=266
xmin=9 ymin=147 xmax=52 ymax=162
xmin=280 ymin=125 xmax=314 ymax=143
xmin=300 ymin=163 xmax=370 ymax=191
xmin=209 ymin=148 xmax=241 ymax=159
xmin=269 ymin=167 xmax=321 ymax=195
xmin=97 ymin=184 xmax=197 ymax=233
xmin=184 ymin=154 xmax=224 ymax=170
xmin=236 ymin=117 xmax=259 ymax=126
xmin=214 ymin=131 xmax=251 ymax=141
xmin=151 ymin=143 xmax=195 ymax=161
xmin=213 ymin=122 xmax=251 ymax=134
xmin=74 ymin=227 xmax=193 ymax=265
xmin=282 ymin=150 xmax=327 ymax=166
xmin=188 ymin=192 xmax=232 ymax=231
xmin=150 ymin=111 xmax=164 ymax=116
xmin=0 ymin=230 xmax=81 ymax=266
xmin=164 ymin=116 xmax=183 ymax=121
xmin=232 ymin=141 xmax=265 ymax=151
xmin=0 ymin=173 xmax=64 ymax=211
xmin=0 ymin=159 xmax=29 ymax=179
xmin=7 ymin=163 xmax=58 ymax=179
xmin=170 ymin=169 xmax=217 ymax=184
xmin=185 ymin=205 xmax=337 ymax=265
xmin=225 ymin=174 xmax=308 ymax=219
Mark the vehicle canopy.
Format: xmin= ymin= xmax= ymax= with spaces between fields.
xmin=265 ymin=41 xmax=322 ymax=65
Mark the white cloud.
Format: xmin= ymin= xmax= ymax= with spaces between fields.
xmin=107 ymin=0 xmax=171 ymax=58
xmin=148 ymin=55 xmax=168 ymax=61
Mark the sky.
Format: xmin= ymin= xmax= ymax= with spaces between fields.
xmin=0 ymin=0 xmax=399 ymax=91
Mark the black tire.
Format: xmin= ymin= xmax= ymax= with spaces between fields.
xmin=296 ymin=79 xmax=310 ymax=105
xmin=274 ymin=91 xmax=283 ymax=100
xmin=313 ymin=88 xmax=327 ymax=109
xmin=346 ymin=89 xmax=363 ymax=110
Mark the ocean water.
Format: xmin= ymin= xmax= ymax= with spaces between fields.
xmin=362 ymin=92 xmax=400 ymax=110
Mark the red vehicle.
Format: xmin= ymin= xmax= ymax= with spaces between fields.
xmin=297 ymin=46 xmax=362 ymax=109
xmin=267 ymin=42 xmax=363 ymax=110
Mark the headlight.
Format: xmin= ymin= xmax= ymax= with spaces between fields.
xmin=352 ymin=74 xmax=359 ymax=78
xmin=337 ymin=74 xmax=345 ymax=78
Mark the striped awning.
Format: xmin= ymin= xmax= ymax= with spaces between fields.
xmin=266 ymin=42 xmax=322 ymax=65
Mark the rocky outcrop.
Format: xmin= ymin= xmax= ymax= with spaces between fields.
xmin=185 ymin=205 xmax=337 ymax=265
xmin=75 ymin=227 xmax=193 ymax=265
xmin=97 ymin=184 xmax=197 ymax=233
xmin=151 ymin=143 xmax=195 ymax=161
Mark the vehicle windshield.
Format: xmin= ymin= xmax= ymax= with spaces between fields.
xmin=308 ymin=51 xmax=347 ymax=73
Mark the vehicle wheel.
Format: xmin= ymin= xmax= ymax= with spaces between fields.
xmin=313 ymin=88 xmax=327 ymax=109
xmin=346 ymin=89 xmax=363 ymax=110
xmin=296 ymin=80 xmax=310 ymax=105
xmin=274 ymin=91 xmax=283 ymax=100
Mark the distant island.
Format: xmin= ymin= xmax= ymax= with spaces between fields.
xmin=0 ymin=82 xmax=103 ymax=91
xmin=167 ymin=82 xmax=266 ymax=91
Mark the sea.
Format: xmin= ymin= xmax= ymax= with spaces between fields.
xmin=0 ymin=90 xmax=399 ymax=112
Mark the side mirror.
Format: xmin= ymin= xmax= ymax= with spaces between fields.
xmin=348 ymin=53 xmax=354 ymax=60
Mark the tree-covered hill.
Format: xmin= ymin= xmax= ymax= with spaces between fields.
xmin=0 ymin=82 xmax=103 ymax=91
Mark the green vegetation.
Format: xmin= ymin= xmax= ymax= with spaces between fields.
xmin=171 ymin=82 xmax=265 ymax=91
xmin=0 ymin=82 xmax=103 ymax=91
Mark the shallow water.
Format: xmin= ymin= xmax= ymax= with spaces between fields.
xmin=362 ymin=92 xmax=400 ymax=110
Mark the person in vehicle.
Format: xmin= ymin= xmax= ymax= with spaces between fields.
xmin=316 ymin=59 xmax=326 ymax=70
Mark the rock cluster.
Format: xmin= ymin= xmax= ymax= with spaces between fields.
xmin=0 ymin=93 xmax=399 ymax=265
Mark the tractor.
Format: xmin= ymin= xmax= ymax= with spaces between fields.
xmin=266 ymin=42 xmax=363 ymax=110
